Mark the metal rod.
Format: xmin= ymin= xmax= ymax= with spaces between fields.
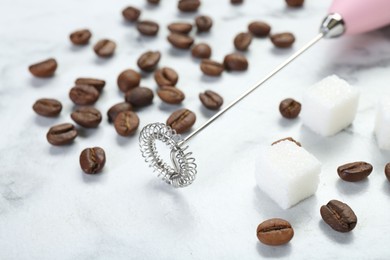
xmin=182 ymin=32 xmax=324 ymax=144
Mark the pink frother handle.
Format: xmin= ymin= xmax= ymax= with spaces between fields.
xmin=329 ymin=0 xmax=390 ymax=35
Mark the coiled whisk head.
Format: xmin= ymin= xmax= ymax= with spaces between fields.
xmin=139 ymin=123 xmax=197 ymax=188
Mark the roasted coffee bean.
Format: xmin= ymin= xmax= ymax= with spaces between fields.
xmin=117 ymin=69 xmax=141 ymax=92
xmin=200 ymin=59 xmax=224 ymax=76
xmin=107 ymin=102 xmax=133 ymax=123
xmin=125 ymin=87 xmax=154 ymax=107
xmin=320 ymin=200 xmax=357 ymax=232
xmin=223 ymin=53 xmax=248 ymax=71
xmin=167 ymin=108 xmax=196 ymax=134
xmin=168 ymin=22 xmax=193 ymax=34
xmin=137 ymin=51 xmax=161 ymax=72
xmin=191 ymin=43 xmax=212 ymax=59
xmin=71 ymin=107 xmax=102 ymax=128
xmin=248 ymin=21 xmax=271 ymax=37
xmin=270 ymin=33 xmax=295 ymax=48
xmin=231 ymin=0 xmax=244 ymax=4
xmin=33 ymin=98 xmax=62 ymax=117
xmin=234 ymin=32 xmax=252 ymax=51
xmin=157 ymin=86 xmax=185 ymax=104
xmin=80 ymin=147 xmax=106 ymax=174
xmin=337 ymin=161 xmax=373 ymax=182
xmin=385 ymin=163 xmax=390 ymax=182
xmin=114 ymin=111 xmax=140 ymax=136
xmin=29 ymin=58 xmax=57 ymax=78
xmin=271 ymin=137 xmax=301 ymax=147
xmin=46 ymin=123 xmax=78 ymax=146
xmin=178 ymin=0 xmax=201 ymax=12
xmin=279 ymin=98 xmax=301 ymax=119
xmin=167 ymin=33 xmax=194 ymax=49
xmin=286 ymin=0 xmax=304 ymax=7
xmin=147 ymin=0 xmax=160 ymax=4
xmin=69 ymin=85 xmax=100 ymax=105
xmin=93 ymin=39 xmax=116 ymax=57
xmin=195 ymin=15 xmax=213 ymax=33
xmin=122 ymin=6 xmax=141 ymax=22
xmin=199 ymin=90 xmax=223 ymax=110
xmin=69 ymin=29 xmax=92 ymax=45
xmin=137 ymin=20 xmax=159 ymax=36
xmin=75 ymin=78 xmax=105 ymax=92
xmin=256 ymin=218 xmax=294 ymax=246
xmin=154 ymin=67 xmax=179 ymax=87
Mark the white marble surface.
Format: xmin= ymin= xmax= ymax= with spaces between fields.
xmin=1 ymin=0 xmax=390 ymax=259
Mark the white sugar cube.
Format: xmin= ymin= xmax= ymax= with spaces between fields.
xmin=301 ymin=75 xmax=360 ymax=136
xmin=255 ymin=140 xmax=321 ymax=209
xmin=375 ymin=96 xmax=390 ymax=150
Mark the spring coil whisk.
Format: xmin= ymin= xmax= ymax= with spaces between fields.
xmin=139 ymin=123 xmax=197 ymax=188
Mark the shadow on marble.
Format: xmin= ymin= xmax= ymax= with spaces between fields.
xmin=120 ymin=19 xmax=137 ymax=27
xmin=190 ymin=56 xmax=202 ymax=64
xmin=256 ymin=242 xmax=292 ymax=258
xmin=29 ymin=77 xmax=55 ymax=88
xmin=77 ymin=127 xmax=99 ymax=138
xmin=81 ymin=169 xmax=106 ymax=183
xmin=116 ymin=133 xmax=139 ymax=147
xmin=69 ymin=45 xmax=88 ymax=52
xmin=136 ymin=35 xmax=159 ymax=45
xmin=200 ymin=74 xmax=222 ymax=83
xmin=270 ymin=47 xmax=294 ymax=56
xmin=175 ymin=12 xmax=198 ymax=19
xmin=34 ymin=115 xmax=59 ymax=127
xmin=336 ymin=178 xmax=370 ymax=196
xmin=143 ymin=2 xmax=159 ymax=10
xmin=381 ymin=181 xmax=390 ymax=197
xmin=318 ymin=220 xmax=355 ymax=244
xmin=158 ymin=102 xmax=183 ymax=112
xmin=168 ymin=47 xmax=191 ymax=58
xmin=199 ymin=105 xmax=218 ymax=119
xmin=140 ymin=70 xmax=154 ymax=79
xmin=277 ymin=117 xmax=301 ymax=128
xmin=49 ymin=144 xmax=77 ymax=156
xmin=93 ymin=56 xmax=116 ymax=66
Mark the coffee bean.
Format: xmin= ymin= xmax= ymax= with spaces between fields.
xmin=125 ymin=87 xmax=154 ymax=107
xmin=191 ymin=43 xmax=212 ymax=59
xmin=271 ymin=137 xmax=301 ymax=147
xmin=286 ymin=0 xmax=304 ymax=7
xmin=71 ymin=107 xmax=102 ymax=128
xmin=320 ymin=200 xmax=357 ymax=232
xmin=69 ymin=29 xmax=92 ymax=45
xmin=256 ymin=218 xmax=294 ymax=246
xmin=75 ymin=78 xmax=105 ymax=92
xmin=29 ymin=58 xmax=57 ymax=78
xmin=107 ymin=102 xmax=133 ymax=123
xmin=385 ymin=163 xmax=390 ymax=182
xmin=178 ymin=0 xmax=201 ymax=12
xmin=195 ymin=15 xmax=212 ymax=33
xmin=270 ymin=33 xmax=295 ymax=48
xmin=157 ymin=86 xmax=185 ymax=104
xmin=46 ymin=123 xmax=78 ymax=146
xmin=79 ymin=147 xmax=106 ymax=174
xmin=337 ymin=161 xmax=373 ymax=182
xmin=33 ymin=98 xmax=62 ymax=117
xmin=167 ymin=33 xmax=194 ymax=49
xmin=199 ymin=90 xmax=223 ymax=110
xmin=93 ymin=39 xmax=116 ymax=57
xmin=147 ymin=0 xmax=160 ymax=4
xmin=234 ymin=32 xmax=252 ymax=51
xmin=168 ymin=22 xmax=193 ymax=34
xmin=154 ymin=67 xmax=179 ymax=87
xmin=279 ymin=98 xmax=301 ymax=119
xmin=137 ymin=51 xmax=161 ymax=72
xmin=69 ymin=85 xmax=100 ymax=106
xmin=200 ymin=59 xmax=224 ymax=76
xmin=117 ymin=69 xmax=141 ymax=92
xmin=231 ymin=0 xmax=244 ymax=4
xmin=223 ymin=53 xmax=248 ymax=71
xmin=248 ymin=21 xmax=271 ymax=37
xmin=167 ymin=108 xmax=196 ymax=134
xmin=114 ymin=111 xmax=140 ymax=136
xmin=137 ymin=20 xmax=159 ymax=36
xmin=122 ymin=6 xmax=141 ymax=22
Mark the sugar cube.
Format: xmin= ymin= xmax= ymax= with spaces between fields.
xmin=375 ymin=96 xmax=390 ymax=150
xmin=301 ymin=75 xmax=360 ymax=136
xmin=255 ymin=140 xmax=321 ymax=209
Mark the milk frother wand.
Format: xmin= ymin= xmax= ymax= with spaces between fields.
xmin=139 ymin=0 xmax=390 ymax=188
